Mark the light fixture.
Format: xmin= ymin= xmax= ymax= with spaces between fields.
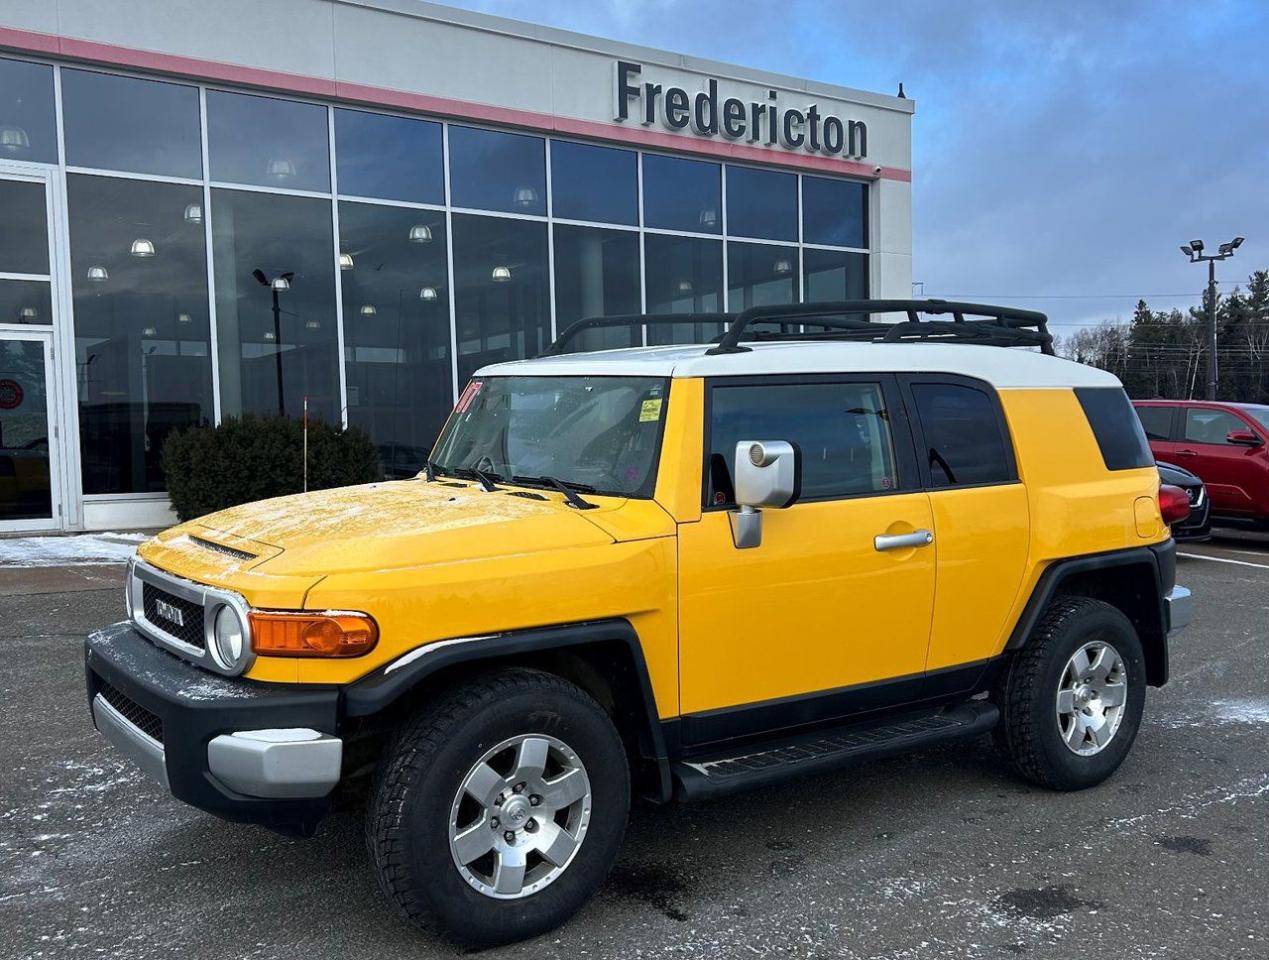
xmin=267 ymin=158 xmax=296 ymax=181
xmin=1179 ymin=244 xmax=1193 ymax=256
xmin=491 ymin=265 xmax=512 ymax=282
xmin=699 ymin=208 xmax=718 ymax=228
xmin=271 ymin=276 xmax=291 ymax=292
xmin=512 ymin=185 xmax=539 ymax=208
xmin=183 ymin=203 xmax=203 ymax=224
xmin=142 ymin=326 xmax=157 ymax=337
xmin=0 ymin=124 xmax=31 ymax=153
xmin=360 ymin=304 xmax=377 ymax=316
xmin=18 ymin=306 xmax=38 ymax=322
xmin=177 ymin=312 xmax=192 ymax=324
xmin=306 ymin=318 xmax=321 ymax=329
xmin=130 ymin=238 xmax=156 ymax=258
xmin=773 ymin=257 xmax=793 ymax=275
xmin=338 ymin=253 xmax=354 ymax=270
xmin=1231 ymin=236 xmax=1245 ymax=250
xmin=1189 ymin=239 xmax=1204 ymax=253
xmin=264 ymin=330 xmax=276 ymax=341
xmin=677 ymin=279 xmax=693 ymax=293
xmin=408 ymin=224 xmax=433 ymax=243
xmin=419 ymin=285 xmax=438 ymax=301
xmin=87 ymin=265 xmax=109 ymax=282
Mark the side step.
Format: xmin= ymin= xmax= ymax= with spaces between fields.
xmin=671 ymin=701 xmax=999 ymax=801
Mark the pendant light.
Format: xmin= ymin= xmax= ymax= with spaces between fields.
xmin=677 ymin=279 xmax=693 ymax=293
xmin=773 ymin=257 xmax=793 ymax=275
xmin=512 ymin=185 xmax=539 ymax=208
xmin=699 ymin=207 xmax=718 ymax=228
xmin=491 ymin=265 xmax=512 ymax=282
xmin=0 ymin=124 xmax=31 ymax=153
xmin=306 ymin=318 xmax=321 ymax=330
xmin=267 ymin=158 xmax=296 ymax=181
xmin=338 ymin=253 xmax=354 ymax=270
xmin=87 ymin=265 xmax=109 ymax=282
xmin=419 ymin=285 xmax=439 ymax=301
xmin=408 ymin=224 xmax=433 ymax=243
xmin=264 ymin=330 xmax=276 ymax=341
xmin=18 ymin=306 xmax=39 ymax=322
xmin=360 ymin=304 xmax=377 ymax=316
xmin=131 ymin=238 xmax=156 ymax=258
xmin=142 ymin=326 xmax=158 ymax=337
xmin=177 ymin=312 xmax=192 ymax=324
xmin=271 ymin=276 xmax=291 ymax=292
xmin=183 ymin=203 xmax=203 ymax=224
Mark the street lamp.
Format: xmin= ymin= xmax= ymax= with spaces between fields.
xmin=252 ymin=268 xmax=294 ymax=416
xmin=1180 ymin=237 xmax=1244 ymax=400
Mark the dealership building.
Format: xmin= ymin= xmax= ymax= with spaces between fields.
xmin=0 ymin=0 xmax=914 ymax=532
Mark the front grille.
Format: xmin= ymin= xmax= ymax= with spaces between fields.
xmin=142 ymin=583 xmax=205 ymax=650
xmin=99 ymin=680 xmax=163 ymax=744
xmin=190 ymin=535 xmax=255 ymax=562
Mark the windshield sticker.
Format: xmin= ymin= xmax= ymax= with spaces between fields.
xmin=455 ymin=379 xmax=483 ymax=413
xmin=639 ymin=398 xmax=663 ymax=422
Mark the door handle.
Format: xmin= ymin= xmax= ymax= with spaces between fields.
xmin=874 ymin=529 xmax=934 ymax=552
xmin=1176 ymin=449 xmax=1198 ymax=457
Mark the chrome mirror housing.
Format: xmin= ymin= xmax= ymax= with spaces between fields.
xmin=730 ymin=440 xmax=801 ymax=549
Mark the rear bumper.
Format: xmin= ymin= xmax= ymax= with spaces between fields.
xmin=1164 ymin=585 xmax=1193 ymax=634
xmin=85 ymin=622 xmax=342 ymax=832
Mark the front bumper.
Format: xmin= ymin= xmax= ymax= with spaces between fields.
xmin=1165 ymin=585 xmax=1193 ymax=634
xmin=85 ymin=622 xmax=342 ymax=832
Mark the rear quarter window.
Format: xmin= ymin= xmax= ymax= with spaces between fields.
xmin=1076 ymin=387 xmax=1154 ymax=470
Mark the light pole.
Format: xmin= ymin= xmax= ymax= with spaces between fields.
xmin=252 ymin=269 xmax=294 ymax=416
xmin=1180 ymin=237 xmax=1243 ymax=400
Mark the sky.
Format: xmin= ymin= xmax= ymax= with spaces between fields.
xmin=439 ymin=0 xmax=1269 ymax=340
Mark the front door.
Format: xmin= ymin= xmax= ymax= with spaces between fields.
xmin=678 ymin=375 xmax=935 ymax=745
xmin=1 ymin=167 xmax=64 ymax=530
xmin=1177 ymin=406 xmax=1264 ymax=517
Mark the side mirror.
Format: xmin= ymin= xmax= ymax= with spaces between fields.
xmin=729 ymin=440 xmax=801 ymax=549
xmin=1226 ymin=430 xmax=1264 ymax=447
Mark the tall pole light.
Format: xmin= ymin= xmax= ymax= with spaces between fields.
xmin=252 ymin=269 xmax=295 ymax=416
xmin=1180 ymin=237 xmax=1244 ymax=400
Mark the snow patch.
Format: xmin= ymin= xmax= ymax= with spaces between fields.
xmin=0 ymin=533 xmax=148 ymax=567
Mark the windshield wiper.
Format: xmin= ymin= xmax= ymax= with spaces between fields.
xmin=422 ymin=459 xmax=438 ymax=482
xmin=450 ymin=466 xmax=502 ymax=492
xmin=512 ymin=475 xmax=599 ymax=510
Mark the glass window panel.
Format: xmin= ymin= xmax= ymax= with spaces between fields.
xmin=448 ymin=126 xmax=545 ymax=215
xmin=334 ymin=109 xmax=443 ymax=204
xmin=338 ymin=202 xmax=451 ymax=477
xmin=802 ymin=176 xmax=868 ymax=248
xmin=0 ymin=179 xmax=49 ymax=275
xmin=0 ymin=58 xmax=57 ymax=164
xmin=0 ymin=338 xmax=53 ymax=520
xmin=728 ymin=242 xmax=798 ymax=311
xmin=550 ymin=141 xmax=637 ymax=225
xmin=0 ymin=279 xmax=52 ymax=325
xmin=452 ymin=214 xmax=550 ymax=383
xmin=62 ymin=69 xmax=201 ymax=178
xmin=644 ymin=234 xmax=723 ymax=346
xmin=67 ymin=175 xmax=213 ymax=494
xmin=726 ymin=166 xmax=797 ymax=241
xmin=553 ymin=225 xmax=641 ymax=353
xmin=207 ymin=90 xmax=330 ymax=192
xmin=1134 ymin=405 xmax=1174 ymax=441
xmin=1184 ymin=407 xmax=1250 ymax=445
xmin=910 ymin=383 xmax=1014 ymax=487
xmin=803 ymin=248 xmax=868 ymax=301
xmin=642 ymin=154 xmax=721 ymax=233
xmin=211 ymin=189 xmax=339 ymax=422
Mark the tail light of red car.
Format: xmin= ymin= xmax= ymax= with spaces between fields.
xmin=1158 ymin=484 xmax=1191 ymax=527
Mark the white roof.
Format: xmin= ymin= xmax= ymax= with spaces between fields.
xmin=476 ymin=342 xmax=1121 ymax=390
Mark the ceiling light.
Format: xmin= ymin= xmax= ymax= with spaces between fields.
xmin=142 ymin=326 xmax=157 ymax=337
xmin=512 ymin=185 xmax=539 ymax=208
xmin=677 ymin=279 xmax=693 ymax=293
xmin=0 ymin=124 xmax=31 ymax=153
xmin=419 ymin=285 xmax=438 ymax=301
xmin=86 ymin=265 xmax=109 ymax=282
xmin=271 ymin=276 xmax=291 ymax=292
xmin=267 ymin=158 xmax=296 ymax=181
xmin=408 ymin=224 xmax=433 ymax=243
xmin=360 ymin=304 xmax=377 ymax=316
xmin=773 ymin=257 xmax=793 ymax=275
xmin=18 ymin=306 xmax=38 ymax=322
xmin=699 ymin=208 xmax=718 ymax=228
xmin=491 ymin=265 xmax=512 ymax=282
xmin=183 ymin=203 xmax=203 ymax=224
xmin=177 ymin=312 xmax=192 ymax=324
xmin=306 ymin=318 xmax=320 ymax=329
xmin=338 ymin=253 xmax=354 ymax=270
xmin=130 ymin=238 xmax=156 ymax=258
xmin=263 ymin=330 xmax=276 ymax=341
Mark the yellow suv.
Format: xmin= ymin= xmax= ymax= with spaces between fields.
xmin=86 ymin=301 xmax=1192 ymax=946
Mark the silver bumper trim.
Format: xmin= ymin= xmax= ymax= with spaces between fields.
xmin=207 ymin=729 xmax=342 ymax=799
xmin=92 ymin=693 xmax=168 ymax=789
xmin=1165 ymin=585 xmax=1193 ymax=633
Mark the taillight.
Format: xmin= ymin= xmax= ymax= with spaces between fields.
xmin=1158 ymin=484 xmax=1191 ymax=527
xmin=249 ymin=611 xmax=378 ymax=657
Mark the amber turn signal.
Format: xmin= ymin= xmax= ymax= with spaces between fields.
xmin=249 ymin=611 xmax=379 ymax=658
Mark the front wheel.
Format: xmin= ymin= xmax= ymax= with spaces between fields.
xmin=367 ymin=668 xmax=630 ymax=947
xmin=994 ymin=596 xmax=1146 ymax=790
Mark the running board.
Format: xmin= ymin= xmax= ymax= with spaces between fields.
xmin=671 ymin=701 xmax=999 ymax=801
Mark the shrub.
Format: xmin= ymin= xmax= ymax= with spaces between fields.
xmin=161 ymin=415 xmax=382 ymax=522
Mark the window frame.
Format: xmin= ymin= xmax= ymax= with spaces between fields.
xmin=700 ymin=372 xmax=921 ymax=511
xmin=1182 ymin=405 xmax=1257 ymax=447
xmin=897 ymin=373 xmax=1020 ymax=491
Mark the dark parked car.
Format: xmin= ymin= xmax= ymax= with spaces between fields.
xmin=1157 ymin=460 xmax=1210 ymax=541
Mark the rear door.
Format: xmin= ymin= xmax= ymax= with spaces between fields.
xmin=1178 ymin=406 xmax=1264 ymax=517
xmin=1134 ymin=403 xmax=1180 ymax=464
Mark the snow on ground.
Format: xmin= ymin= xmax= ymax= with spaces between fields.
xmin=0 ymin=533 xmax=148 ymax=567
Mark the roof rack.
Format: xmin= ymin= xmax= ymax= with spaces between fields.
xmin=541 ymin=299 xmax=1054 ymax=358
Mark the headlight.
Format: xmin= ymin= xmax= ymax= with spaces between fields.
xmin=210 ymin=604 xmax=249 ymax=672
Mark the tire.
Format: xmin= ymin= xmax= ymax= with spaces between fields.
xmin=993 ymin=596 xmax=1146 ymax=791
xmin=366 ymin=668 xmax=630 ymax=947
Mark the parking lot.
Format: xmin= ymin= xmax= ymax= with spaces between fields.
xmin=2 ymin=533 xmax=1266 ymax=960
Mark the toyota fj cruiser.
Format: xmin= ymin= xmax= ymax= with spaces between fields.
xmin=85 ymin=301 xmax=1193 ymax=946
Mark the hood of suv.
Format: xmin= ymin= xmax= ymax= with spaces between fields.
xmin=153 ymin=480 xmax=622 ymax=578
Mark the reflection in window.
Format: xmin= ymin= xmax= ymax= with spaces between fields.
xmin=339 ymin=202 xmax=452 ymax=477
xmin=335 ymin=109 xmax=443 ymax=204
xmin=910 ymin=383 xmax=1013 ymax=487
xmin=0 ymin=338 xmax=53 ymax=520
xmin=642 ymin=154 xmax=721 ymax=233
xmin=449 ymin=126 xmax=546 ymax=215
xmin=207 ymin=90 xmax=330 ymax=192
xmin=726 ymin=166 xmax=796 ymax=241
xmin=62 ymin=69 xmax=201 ymax=178
xmin=553 ymin=225 xmax=641 ymax=352
xmin=67 ymin=175 xmax=213 ymax=494
xmin=803 ymin=248 xmax=868 ymax=300
xmin=452 ymin=214 xmax=550 ymax=383
xmin=1184 ymin=408 xmax=1249 ymax=445
xmin=728 ymin=242 xmax=798 ymax=310
xmin=550 ymin=141 xmax=637 ymax=225
xmin=0 ymin=280 xmax=52 ymax=326
xmin=0 ymin=58 xmax=57 ymax=164
xmin=1134 ymin=406 xmax=1174 ymax=441
xmin=644 ymin=234 xmax=723 ymax=346
xmin=0 ymin=180 xmax=49 ymax=275
xmin=211 ymin=189 xmax=339 ymax=422
xmin=802 ymin=176 xmax=868 ymax=248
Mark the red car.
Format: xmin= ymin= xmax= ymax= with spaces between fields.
xmin=1133 ymin=400 xmax=1269 ymax=528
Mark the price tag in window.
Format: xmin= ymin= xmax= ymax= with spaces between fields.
xmin=455 ymin=379 xmax=483 ymax=413
xmin=639 ymin=398 xmax=663 ymax=422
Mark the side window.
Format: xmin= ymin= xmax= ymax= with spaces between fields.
xmin=1184 ymin=408 xmax=1249 ymax=445
xmin=1135 ymin=405 xmax=1174 ymax=441
xmin=707 ymin=381 xmax=898 ymax=505
xmin=1075 ymin=387 xmax=1154 ymax=470
xmin=909 ymin=382 xmax=1014 ymax=487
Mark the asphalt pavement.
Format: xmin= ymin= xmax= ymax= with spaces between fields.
xmin=2 ymin=532 xmax=1267 ymax=959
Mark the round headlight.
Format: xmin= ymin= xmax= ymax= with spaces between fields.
xmin=211 ymin=604 xmax=248 ymax=671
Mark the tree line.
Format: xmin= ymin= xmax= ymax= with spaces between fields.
xmin=1058 ymin=269 xmax=1269 ymax=403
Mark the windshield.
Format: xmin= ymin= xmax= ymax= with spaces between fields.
xmin=430 ymin=376 xmax=669 ymax=497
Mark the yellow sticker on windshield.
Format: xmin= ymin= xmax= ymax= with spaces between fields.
xmin=639 ymin=398 xmax=663 ymax=422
